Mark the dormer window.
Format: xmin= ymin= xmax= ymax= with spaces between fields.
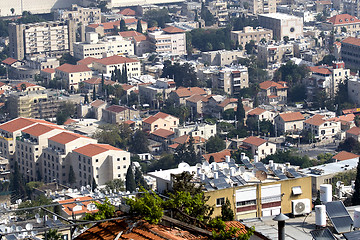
xmin=339 ymin=19 xmax=343 ymax=22
xmin=345 ymin=18 xmax=349 ymax=22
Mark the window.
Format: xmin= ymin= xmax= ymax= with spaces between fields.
xmin=123 ymin=157 xmax=126 ymax=160
xmin=236 ymin=200 xmax=256 ymax=206
xmin=216 ymin=197 xmax=225 ymax=206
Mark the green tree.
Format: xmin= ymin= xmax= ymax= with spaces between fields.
xmin=105 ymin=179 xmax=125 ymax=192
xmin=56 ymin=102 xmax=75 ymax=125
xmin=200 ymin=2 xmax=215 ymax=26
xmin=221 ymin=198 xmax=234 ymax=221
xmin=10 ymin=8 xmax=15 ymax=15
xmin=125 ymin=166 xmax=136 ymax=192
xmin=84 ymin=197 xmax=115 ymax=220
xmin=337 ymin=138 xmax=360 ymax=154
xmin=263 ymin=150 xmax=312 ymax=168
xmin=341 ymin=27 xmax=347 ymax=33
xmin=84 ymin=94 xmax=89 ymax=104
xmin=92 ymin=85 xmax=97 ymax=101
xmin=205 ymin=136 xmax=225 ymax=154
xmin=283 ymin=36 xmax=290 ymax=43
xmin=129 ymin=130 xmax=149 ymax=154
xmin=161 ymin=61 xmax=198 ymax=87
xmin=120 ymin=19 xmax=127 ymax=31
xmin=136 ymin=19 xmax=143 ymax=33
xmin=44 ymin=229 xmax=62 ymax=240
xmin=172 ymin=172 xmax=202 ymax=195
xmin=209 ymin=156 xmax=215 ymax=163
xmin=143 ymin=9 xmax=171 ymax=28
xmin=135 ymin=167 xmax=149 ymax=189
xmin=245 ymin=40 xmax=256 ymax=54
xmin=353 ymin=160 xmax=360 ymax=205
xmin=10 ymin=162 xmax=26 ymax=202
xmin=236 ymin=98 xmax=245 ymax=126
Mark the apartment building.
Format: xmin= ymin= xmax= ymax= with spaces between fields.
xmin=216 ymin=66 xmax=249 ymax=95
xmin=308 ymin=61 xmax=349 ymax=98
xmin=119 ymin=31 xmax=151 ymax=56
xmin=92 ymin=55 xmax=141 ymax=77
xmin=274 ymin=112 xmax=305 ymax=133
xmin=303 ymin=115 xmax=341 ymax=141
xmin=259 ymin=13 xmax=303 ymax=40
xmin=258 ymin=80 xmax=288 ymax=105
xmin=8 ymin=21 xmax=76 ymax=60
xmin=208 ymin=0 xmax=228 ymax=26
xmin=86 ymin=19 xmax=148 ymax=37
xmin=322 ymin=14 xmax=360 ymax=35
xmin=231 ymin=27 xmax=273 ymax=48
xmin=242 ymin=136 xmax=277 ymax=159
xmin=138 ymin=78 xmax=176 ymax=108
xmin=54 ymin=4 xmax=101 ymax=26
xmin=257 ymin=42 xmax=294 ymax=65
xmin=73 ymin=33 xmax=134 ymax=60
xmin=341 ymin=37 xmax=360 ymax=70
xmin=142 ymin=112 xmax=179 ymax=133
xmin=147 ymin=27 xmax=186 ymax=56
xmin=55 ymin=64 xmax=93 ymax=91
xmin=201 ymin=50 xmax=245 ymax=66
xmin=343 ymin=0 xmax=360 ymax=19
xmin=348 ymin=76 xmax=360 ymax=105
xmin=101 ymin=105 xmax=140 ymax=124
xmin=174 ymin=123 xmax=217 ymax=139
xmin=8 ymin=91 xmax=64 ymax=119
xmin=239 ymin=0 xmax=276 ymax=15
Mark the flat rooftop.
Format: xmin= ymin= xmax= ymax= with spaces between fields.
xmin=300 ymin=158 xmax=358 ymax=177
xmin=259 ymin=13 xmax=302 ymax=20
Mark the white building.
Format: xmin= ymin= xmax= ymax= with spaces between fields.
xmin=303 ymin=115 xmax=341 ymax=141
xmin=73 ymin=33 xmax=134 ymax=60
xmin=259 ymin=13 xmax=303 ymax=40
xmin=348 ymin=76 xmax=360 ymax=106
xmin=174 ymin=123 xmax=217 ymax=139
xmin=92 ymin=55 xmax=141 ymax=77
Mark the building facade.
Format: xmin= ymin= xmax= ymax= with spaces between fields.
xmin=341 ymin=37 xmax=360 ymax=70
xmin=231 ymin=27 xmax=273 ymax=48
xmin=147 ymin=27 xmax=186 ymax=55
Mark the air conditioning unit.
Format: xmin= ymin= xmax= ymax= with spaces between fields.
xmin=292 ymin=199 xmax=311 ymax=216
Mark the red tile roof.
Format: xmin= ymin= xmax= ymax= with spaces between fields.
xmin=309 ymin=66 xmax=332 ymax=75
xmin=14 ymin=82 xmax=37 ymax=89
xmin=22 ymin=123 xmax=62 ymax=137
xmin=119 ymin=8 xmax=136 ymax=16
xmin=49 ymin=132 xmax=88 ymax=144
xmin=0 ymin=118 xmax=54 ymax=133
xmin=56 ymin=63 xmax=91 ymax=73
xmin=327 ymin=14 xmax=360 ymax=25
xmin=83 ymin=77 xmax=101 ymax=85
xmin=173 ymin=135 xmax=206 ymax=145
xmin=248 ymin=107 xmax=266 ymax=116
xmin=143 ymin=112 xmax=175 ymax=124
xmin=218 ymin=98 xmax=237 ymax=108
xmin=342 ymin=37 xmax=360 ymax=46
xmin=151 ymin=128 xmax=175 ymax=138
xmin=58 ymin=196 xmax=99 ymax=216
xmin=202 ymin=149 xmax=232 ymax=163
xmin=1 ymin=57 xmax=18 ymax=65
xmin=304 ymin=114 xmax=326 ymax=126
xmin=173 ymin=87 xmax=206 ymax=98
xmin=123 ymin=18 xmax=146 ymax=25
xmin=243 ymin=136 xmax=267 ymax=147
xmin=346 ymin=126 xmax=360 ymax=135
xmin=94 ymin=55 xmax=138 ymax=65
xmin=162 ymin=26 xmax=185 ymax=33
xmin=120 ymin=84 xmax=135 ymax=91
xmin=329 ymin=113 xmax=355 ymax=123
xmin=333 ymin=151 xmax=359 ymax=161
xmin=63 ymin=119 xmax=77 ymax=125
xmin=119 ymin=30 xmax=144 ymax=38
xmin=73 ymin=143 xmax=122 ymax=157
xmin=41 ymin=68 xmax=55 ymax=73
xmin=186 ymin=94 xmax=205 ymax=103
xmin=133 ymin=35 xmax=147 ymax=42
xmin=259 ymin=81 xmax=287 ymax=90
xmin=90 ymin=99 xmax=106 ymax=107
xmin=77 ymin=57 xmax=97 ymax=66
xmin=105 ymin=105 xmax=128 ymax=113
xmin=279 ymin=112 xmax=304 ymax=122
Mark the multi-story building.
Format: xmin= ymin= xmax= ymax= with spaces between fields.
xmin=322 ymin=14 xmax=360 ymax=35
xmin=303 ymin=115 xmax=341 ymax=141
xmin=239 ymin=0 xmax=276 ymax=15
xmin=201 ymin=50 xmax=245 ymax=66
xmin=342 ymin=0 xmax=360 ymax=19
xmin=102 ymin=105 xmax=140 ymax=124
xmin=92 ymin=55 xmax=141 ymax=77
xmin=341 ymin=37 xmax=360 ymax=70
xmin=308 ymin=61 xmax=350 ymax=98
xmin=259 ymin=13 xmax=303 ymax=40
xmin=348 ymin=76 xmax=360 ymax=105
xmin=7 ymin=90 xmax=64 ymax=119
xmin=242 ymin=136 xmax=277 ymax=159
xmin=274 ymin=112 xmax=305 ymax=133
xmin=138 ymin=78 xmax=176 ymax=108
xmin=119 ymin=31 xmax=151 ymax=56
xmin=73 ymin=33 xmax=134 ymax=59
xmin=174 ymin=123 xmax=216 ymax=139
xmin=208 ymin=0 xmax=228 ymax=26
xmin=258 ymin=80 xmax=288 ymax=105
xmin=86 ymin=19 xmax=148 ymax=37
xmin=147 ymin=27 xmax=187 ymax=56
xmin=54 ymin=4 xmax=101 ymax=26
xmin=142 ymin=112 xmax=179 ymax=133
xmin=215 ymin=66 xmax=249 ymax=95
xmin=257 ymin=42 xmax=294 ymax=65
xmin=55 ymin=63 xmax=93 ymax=91
xmin=231 ymin=27 xmax=273 ymax=48
xmin=8 ymin=21 xmax=76 ymax=60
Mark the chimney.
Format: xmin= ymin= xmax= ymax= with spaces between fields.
xmin=214 ymin=172 xmax=219 ymax=179
xmin=273 ymin=213 xmax=289 ymax=240
xmin=254 ymin=155 xmax=259 ymax=163
xmin=225 ymin=155 xmax=231 ymax=163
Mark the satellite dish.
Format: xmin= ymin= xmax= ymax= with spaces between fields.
xmin=36 ymin=218 xmax=42 ymax=224
xmin=196 ymin=163 xmax=202 ymax=168
xmin=25 ymin=223 xmax=33 ymax=231
xmin=223 ymin=168 xmax=230 ymax=176
xmin=35 ymin=213 xmax=40 ymax=219
xmin=239 ymin=166 xmax=246 ymax=174
xmin=255 ymin=170 xmax=268 ymax=181
xmin=336 ymin=181 xmax=343 ymax=188
xmin=11 ymin=225 xmax=16 ymax=231
xmin=16 ymin=226 xmax=22 ymax=232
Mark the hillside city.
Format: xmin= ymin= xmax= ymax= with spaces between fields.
xmin=1 ymin=0 xmax=360 ymax=239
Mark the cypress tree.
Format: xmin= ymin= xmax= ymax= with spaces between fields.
xmin=221 ymin=198 xmax=234 ymax=221
xmin=236 ymin=98 xmax=245 ymax=126
xmin=101 ymin=74 xmax=105 ymax=93
xmin=125 ymin=166 xmax=136 ymax=192
xmin=136 ymin=19 xmax=143 ymax=33
xmin=135 ymin=167 xmax=149 ymax=189
xmin=84 ymin=94 xmax=89 ymax=104
xmin=120 ymin=19 xmax=127 ymax=31
xmin=352 ymin=161 xmax=360 ymax=205
xmin=123 ymin=63 xmax=128 ymax=83
xmin=209 ymin=155 xmax=215 ymax=164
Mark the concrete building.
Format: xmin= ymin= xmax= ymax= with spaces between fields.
xmin=346 ymin=126 xmax=360 ymax=141
xmin=169 ymin=87 xmax=208 ymax=105
xmin=138 ymin=78 xmax=176 ymax=108
xmin=257 ymin=42 xmax=294 ymax=65
xmin=341 ymin=37 xmax=360 ymax=70
xmin=142 ymin=112 xmax=179 ymax=133
xmin=73 ymin=33 xmax=134 ymax=60
xmin=342 ymin=0 xmax=360 ymax=19
xmin=148 ymin=158 xmax=311 ymax=220
xmin=239 ymin=0 xmax=276 ymax=15
xmin=119 ymin=31 xmax=150 ymax=56
xmin=216 ymin=66 xmax=249 ymax=95
xmin=55 ymin=64 xmax=93 ymax=91
xmin=258 ymin=80 xmax=288 ymax=105
xmin=86 ymin=19 xmax=148 ymax=37
xmin=107 ymin=0 xmax=185 ymax=8
xmin=201 ymin=50 xmax=245 ymax=66
xmin=242 ymin=136 xmax=277 ymax=159
xmin=7 ymin=90 xmax=64 ymax=119
xmin=174 ymin=123 xmax=216 ymax=139
xmin=322 ymin=14 xmax=360 ymax=35
xmin=231 ymin=27 xmax=273 ymax=48
xmin=92 ymin=55 xmax=141 ymax=77
xmin=208 ymin=0 xmax=228 ymax=26
xmin=348 ymin=76 xmax=360 ymax=106
xmin=54 ymin=4 xmax=101 ymax=26
xmin=274 ymin=112 xmax=305 ymax=133
xmin=102 ymin=105 xmax=140 ymax=124
xmin=147 ymin=27 xmax=187 ymax=56
xmin=259 ymin=13 xmax=303 ymax=40
xmin=8 ymin=21 xmax=76 ymax=60
xmin=247 ymin=107 xmax=276 ymax=123
xmin=303 ymin=115 xmax=341 ymax=141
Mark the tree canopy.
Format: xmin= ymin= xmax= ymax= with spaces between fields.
xmin=161 ymin=61 xmax=198 ymax=87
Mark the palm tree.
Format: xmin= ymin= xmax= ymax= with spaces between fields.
xmin=20 ymin=83 xmax=27 ymax=92
xmin=155 ymin=92 xmax=163 ymax=109
xmin=44 ymin=229 xmax=62 ymax=240
xmin=10 ymin=8 xmax=15 ymax=15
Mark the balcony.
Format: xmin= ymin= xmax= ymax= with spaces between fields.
xmin=16 ymin=135 xmax=38 ymax=145
xmin=44 ymin=147 xmax=65 ymax=156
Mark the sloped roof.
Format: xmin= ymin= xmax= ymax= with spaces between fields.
xmin=41 ymin=68 xmax=55 ymax=73
xmin=105 ymin=105 xmax=128 ymax=113
xmin=2 ymin=57 xmax=18 ymax=65
xmin=162 ymin=26 xmax=185 ymax=33
xmin=346 ymin=126 xmax=360 ymax=135
xmin=123 ymin=18 xmax=146 ymax=25
xmin=63 ymin=119 xmax=77 ymax=125
xmin=119 ymin=30 xmax=143 ymax=38
xmin=202 ymin=149 xmax=232 ymax=163
xmin=49 ymin=132 xmax=88 ymax=144
xmin=333 ymin=151 xmax=359 ymax=161
xmin=15 ymin=82 xmax=37 ymax=89
xmin=119 ymin=8 xmax=136 ymax=16
xmin=143 ymin=112 xmax=176 ymax=124
xmin=94 ymin=55 xmax=138 ymax=65
xmin=218 ymin=98 xmax=237 ymax=108
xmin=327 ymin=14 xmax=360 ymax=25
xmin=329 ymin=114 xmax=355 ymax=123
xmin=120 ymin=84 xmax=135 ymax=91
xmin=248 ymin=107 xmax=266 ymax=116
xmin=173 ymin=135 xmax=206 ymax=145
xmin=90 ymin=99 xmax=106 ymax=107
xmin=342 ymin=37 xmax=360 ymax=46
xmin=186 ymin=94 xmax=205 ymax=103
xmin=58 ymin=196 xmax=99 ymax=216
xmin=0 ymin=118 xmax=53 ymax=133
xmin=243 ymin=136 xmax=267 ymax=147
xmin=56 ymin=63 xmax=91 ymax=73
xmin=304 ymin=115 xmax=326 ymax=126
xmin=279 ymin=112 xmax=305 ymax=122
xmin=309 ymin=66 xmax=332 ymax=75
xmin=73 ymin=143 xmax=122 ymax=157
xmin=22 ymin=123 xmax=61 ymax=137
xmin=133 ymin=35 xmax=147 ymax=42
xmin=173 ymin=87 xmax=206 ymax=98
xmin=151 ymin=128 xmax=175 ymax=138
xmin=259 ymin=81 xmax=287 ymax=90
xmin=77 ymin=57 xmax=97 ymax=66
